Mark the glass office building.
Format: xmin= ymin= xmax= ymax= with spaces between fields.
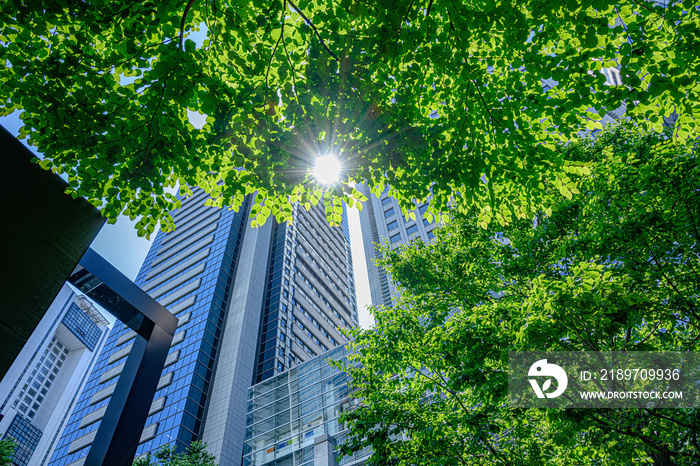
xmin=243 ymin=345 xmax=369 ymax=466
xmin=48 ymin=189 xmax=251 ymax=465
xmin=49 ymin=189 xmax=358 ymax=466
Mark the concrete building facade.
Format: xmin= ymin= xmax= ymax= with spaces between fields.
xmin=0 ymin=285 xmax=109 ymax=466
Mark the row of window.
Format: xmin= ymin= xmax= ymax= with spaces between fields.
xmin=290 ymin=312 xmax=329 ymax=352
xmin=5 ymin=415 xmax=42 ymax=466
xmin=298 ymin=218 xmax=341 ymax=259
xmin=291 ymin=301 xmax=337 ymax=346
xmin=389 ymin=223 xmax=421 ymax=244
xmin=13 ymin=337 xmax=67 ymax=420
xmin=296 ymin=277 xmax=349 ymax=329
xmin=292 ymin=334 xmax=316 ymax=358
xmin=296 ymin=244 xmax=351 ymax=303
xmin=386 ymin=201 xmax=436 ymax=244
xmin=301 ymin=205 xmax=347 ymax=257
xmin=296 ymin=255 xmax=352 ymax=315
xmin=295 ymin=222 xmax=347 ymax=277
xmin=292 ymin=318 xmax=328 ymax=353
xmin=292 ymin=291 xmax=348 ymax=342
xmin=277 ymin=344 xmax=303 ymax=370
xmin=384 ymin=198 xmax=430 ymax=219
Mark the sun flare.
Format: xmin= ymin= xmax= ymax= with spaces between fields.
xmin=312 ymin=155 xmax=342 ymax=185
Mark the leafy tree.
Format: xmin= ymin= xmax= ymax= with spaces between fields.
xmin=0 ymin=439 xmax=16 ymax=466
xmin=2 ymin=1 xmax=699 ymax=235
xmin=132 ymin=441 xmax=217 ymax=466
xmin=339 ymin=124 xmax=700 ymax=465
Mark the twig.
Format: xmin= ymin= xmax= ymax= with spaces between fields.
xmin=387 ymin=0 xmax=414 ymax=50
xmin=281 ymin=0 xmax=310 ymax=126
xmin=287 ymin=0 xmax=339 ymax=61
xmin=627 ymin=0 xmax=677 ymax=26
xmin=264 ymin=9 xmax=286 ymax=116
xmin=179 ymin=0 xmax=198 ymax=51
xmin=470 ymin=79 xmax=505 ymax=130
xmin=635 ymin=320 xmax=661 ymax=347
xmin=425 ymin=0 xmax=434 ymax=40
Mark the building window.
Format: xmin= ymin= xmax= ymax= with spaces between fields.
xmin=602 ymin=67 xmax=622 ymax=86
xmin=381 ymin=197 xmax=392 ymax=207
xmin=406 ymin=224 xmax=418 ymax=236
xmin=418 ymin=204 xmax=428 ymax=215
xmin=6 ymin=411 xmax=42 ymax=466
xmin=384 ymin=208 xmax=394 ymax=218
xmin=62 ymin=303 xmax=101 ymax=350
xmin=427 ymin=230 xmax=435 ymax=240
xmin=387 ymin=220 xmax=398 ymax=232
xmin=390 ymin=234 xmax=402 ymax=244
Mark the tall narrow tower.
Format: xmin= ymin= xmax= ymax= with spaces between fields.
xmin=0 ymin=285 xmax=109 ymax=466
xmin=48 ymin=190 xmax=357 ymax=466
xmin=357 ymin=185 xmax=440 ymax=307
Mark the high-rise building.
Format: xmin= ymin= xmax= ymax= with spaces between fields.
xmin=48 ymin=189 xmax=358 ymax=466
xmin=357 ymin=185 xmax=440 ymax=307
xmin=0 ymin=285 xmax=109 ymax=466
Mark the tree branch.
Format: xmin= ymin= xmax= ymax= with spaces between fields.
xmin=179 ymin=0 xmax=198 ymax=51
xmin=684 ymin=198 xmax=700 ymax=244
xmin=634 ymin=320 xmax=661 ymax=347
xmin=406 ymin=365 xmax=508 ymax=464
xmin=280 ymin=0 xmax=310 ymax=127
xmin=426 ymin=0 xmax=434 ymax=18
xmin=264 ymin=7 xmax=286 ymax=117
xmin=470 ymin=79 xmax=505 ymax=130
xmin=287 ymin=0 xmax=339 ymax=61
xmin=626 ymin=0 xmax=677 ymax=27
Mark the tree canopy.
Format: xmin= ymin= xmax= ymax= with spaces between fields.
xmin=132 ymin=441 xmax=217 ymax=466
xmin=339 ymin=124 xmax=700 ymax=465
xmin=2 ymin=1 xmax=699 ymax=235
xmin=0 ymin=439 xmax=16 ymax=466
